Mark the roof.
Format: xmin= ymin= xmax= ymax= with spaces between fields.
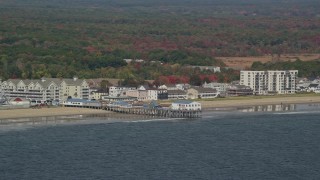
xmin=14 ymin=98 xmax=23 ymax=102
xmin=309 ymin=84 xmax=319 ymax=88
xmin=165 ymin=84 xmax=177 ymax=88
xmin=102 ymin=96 xmax=137 ymax=99
xmin=138 ymin=85 xmax=149 ymax=90
xmin=38 ymin=80 xmax=58 ymax=87
xmin=145 ymin=80 xmax=155 ymax=84
xmin=167 ymin=90 xmax=187 ymax=95
xmin=86 ymin=78 xmax=121 ymax=88
xmin=7 ymin=79 xmax=21 ymax=85
xmin=66 ymin=98 xmax=99 ymax=103
xmin=111 ymin=101 xmax=130 ymax=106
xmin=63 ymin=78 xmax=84 ymax=86
xmin=41 ymin=78 xmax=64 ymax=85
xmin=5 ymin=78 xmax=86 ymax=87
xmin=149 ymin=100 xmax=159 ymax=107
xmin=173 ymin=100 xmax=198 ymax=104
xmin=7 ymin=79 xmax=56 ymax=87
xmin=9 ymin=97 xmax=29 ymax=102
xmin=228 ymin=85 xmax=251 ymax=90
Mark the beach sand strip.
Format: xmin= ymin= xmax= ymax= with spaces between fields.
xmin=0 ymin=107 xmax=111 ymax=120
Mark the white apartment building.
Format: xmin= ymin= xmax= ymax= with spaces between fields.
xmin=0 ymin=79 xmax=59 ymax=101
xmin=58 ymin=77 xmax=90 ymax=101
xmin=240 ymin=70 xmax=298 ymax=95
xmin=0 ymin=77 xmax=90 ymax=103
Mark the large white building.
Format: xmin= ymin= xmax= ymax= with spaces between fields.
xmin=0 ymin=77 xmax=90 ymax=103
xmin=240 ymin=70 xmax=298 ymax=95
xmin=171 ymin=100 xmax=201 ymax=111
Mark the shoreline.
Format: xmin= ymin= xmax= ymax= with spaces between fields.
xmin=0 ymin=96 xmax=320 ymax=120
xmin=0 ymin=107 xmax=111 ymax=120
xmin=199 ymin=96 xmax=320 ymax=108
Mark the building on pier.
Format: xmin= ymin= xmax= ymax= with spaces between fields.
xmin=62 ymin=98 xmax=101 ymax=108
xmin=171 ymin=100 xmax=201 ymax=111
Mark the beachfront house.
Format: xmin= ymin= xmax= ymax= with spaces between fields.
xmin=227 ymin=85 xmax=254 ymax=96
xmin=187 ymin=87 xmax=219 ymax=99
xmin=307 ymin=84 xmax=320 ymax=93
xmin=167 ymin=90 xmax=187 ymax=100
xmin=296 ymin=80 xmax=311 ymax=92
xmin=171 ymin=100 xmax=201 ymax=111
xmin=203 ymin=82 xmax=229 ymax=93
xmin=140 ymin=85 xmax=167 ymax=100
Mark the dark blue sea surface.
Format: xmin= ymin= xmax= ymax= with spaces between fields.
xmin=1 ymin=105 xmax=320 ymax=180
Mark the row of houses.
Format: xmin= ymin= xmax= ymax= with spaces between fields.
xmin=101 ymin=85 xmax=220 ymax=102
xmin=0 ymin=70 xmax=304 ymax=104
xmin=0 ymin=77 xmax=263 ymax=104
xmin=0 ymin=77 xmax=221 ymax=103
xmin=296 ymin=78 xmax=320 ymax=93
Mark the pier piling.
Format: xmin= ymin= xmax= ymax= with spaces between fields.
xmin=105 ymin=107 xmax=201 ymax=118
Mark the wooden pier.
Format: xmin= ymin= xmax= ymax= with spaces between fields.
xmin=105 ymin=106 xmax=201 ymax=118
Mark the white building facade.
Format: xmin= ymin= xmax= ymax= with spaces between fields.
xmin=240 ymin=70 xmax=298 ymax=95
xmin=171 ymin=100 xmax=201 ymax=111
xmin=203 ymin=82 xmax=229 ymax=93
xmin=0 ymin=77 xmax=90 ymax=103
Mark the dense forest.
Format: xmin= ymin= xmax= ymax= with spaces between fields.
xmin=0 ymin=0 xmax=320 ymax=82
xmin=251 ymin=59 xmax=320 ymax=78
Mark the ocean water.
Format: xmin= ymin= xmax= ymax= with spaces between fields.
xmin=1 ymin=104 xmax=320 ymax=180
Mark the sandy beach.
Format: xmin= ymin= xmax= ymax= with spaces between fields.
xmin=0 ymin=107 xmax=111 ymax=120
xmin=1 ymin=96 xmax=320 ymax=120
xmin=200 ymin=96 xmax=320 ymax=108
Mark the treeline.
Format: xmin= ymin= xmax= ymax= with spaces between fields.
xmin=96 ymin=63 xmax=239 ymax=87
xmin=251 ymin=59 xmax=320 ymax=78
xmin=0 ymin=47 xmax=221 ymax=79
xmin=1 ymin=0 xmax=320 ymax=81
